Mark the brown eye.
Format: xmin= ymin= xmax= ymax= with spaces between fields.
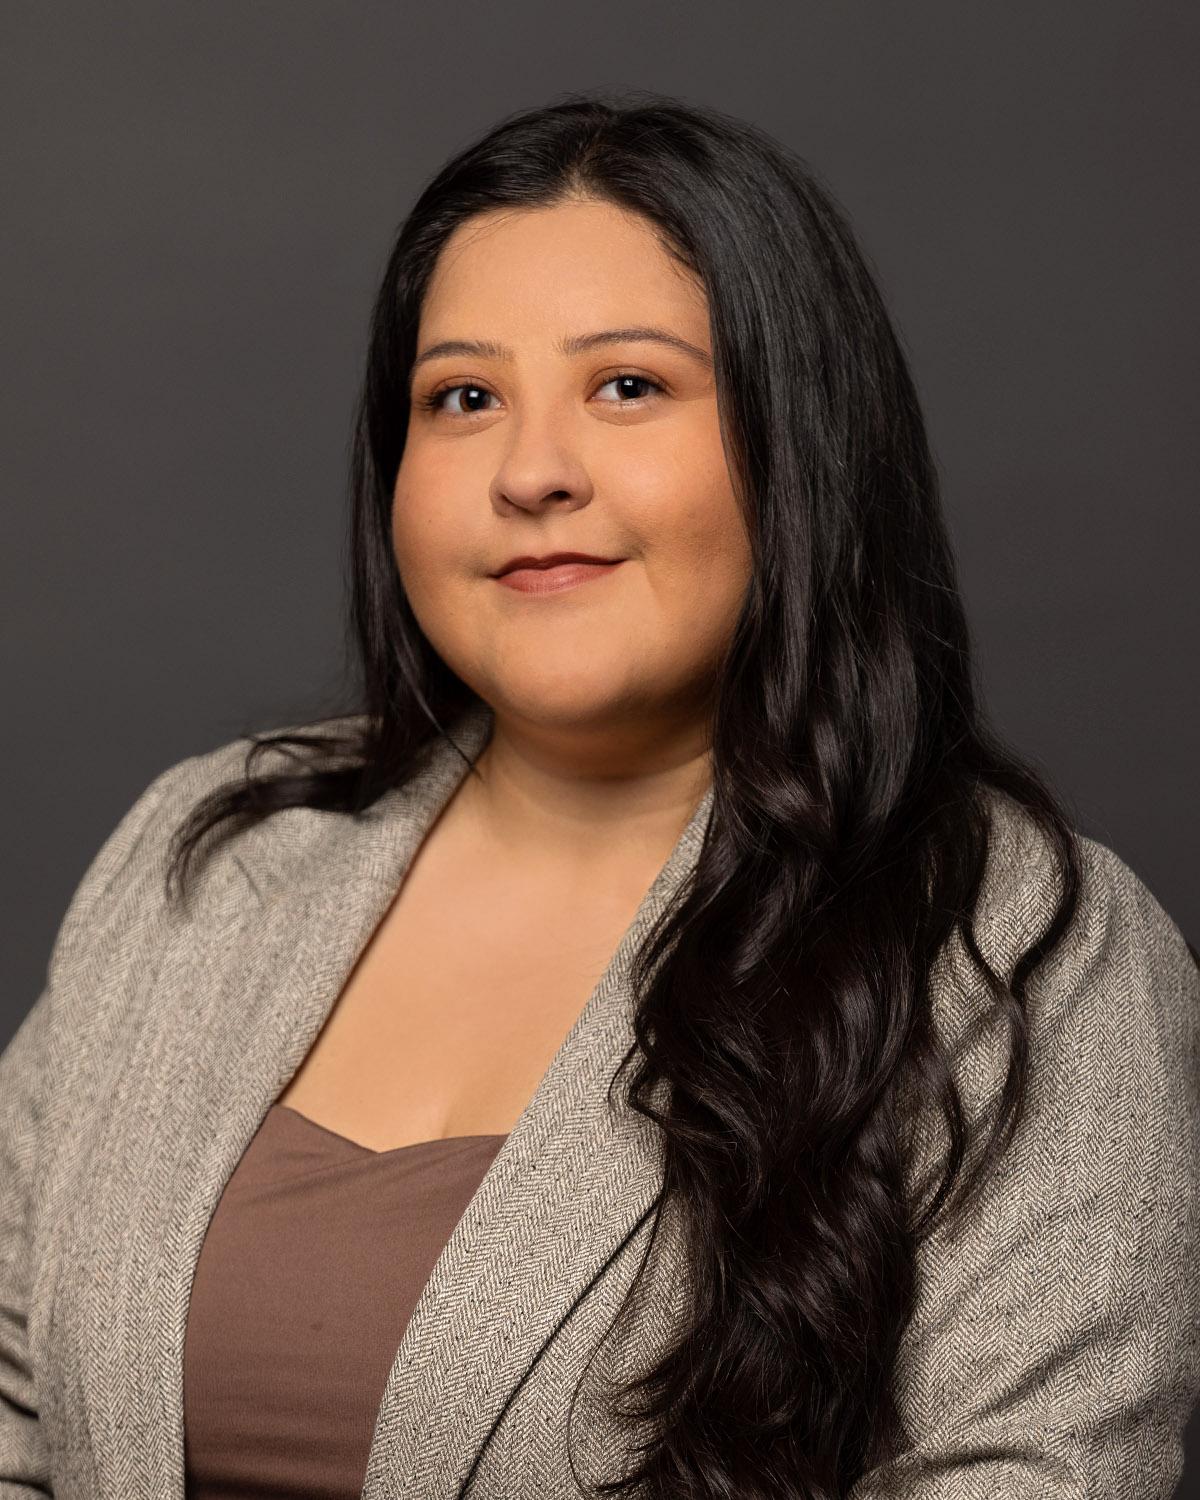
xmin=594 ymin=374 xmax=665 ymax=403
xmin=419 ymin=383 xmax=498 ymax=416
xmin=416 ymin=371 xmax=665 ymax=417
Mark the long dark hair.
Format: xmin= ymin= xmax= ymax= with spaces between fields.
xmin=166 ymin=91 xmax=1085 ymax=1498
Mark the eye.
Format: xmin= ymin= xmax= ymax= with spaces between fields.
xmin=414 ymin=371 xmax=666 ymax=418
xmin=593 ymin=373 xmax=665 ymax=404
xmin=416 ymin=383 xmax=499 ymax=417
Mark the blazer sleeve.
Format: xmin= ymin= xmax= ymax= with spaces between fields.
xmin=0 ymin=757 xmax=199 ymax=1495
xmin=851 ymin=835 xmax=1200 ymax=1500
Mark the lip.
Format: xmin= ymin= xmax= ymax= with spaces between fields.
xmin=492 ymin=551 xmax=622 ymax=577
xmin=495 ymin=560 xmax=625 ymax=595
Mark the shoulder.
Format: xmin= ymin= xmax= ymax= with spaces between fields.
xmin=48 ymin=713 xmax=369 ymax=986
xmin=17 ymin=713 xmax=371 ymax=1119
xmin=917 ymin=787 xmax=1199 ymax=1168
xmin=944 ymin=787 xmax=1195 ymax=1012
xmin=925 ymin=787 xmax=1199 ymax=1159
xmin=905 ymin=793 xmax=1200 ymax=1371
xmin=882 ymin=795 xmax=1200 ymax=1491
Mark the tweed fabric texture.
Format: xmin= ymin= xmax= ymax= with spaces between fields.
xmin=1 ymin=699 xmax=1198 ymax=1498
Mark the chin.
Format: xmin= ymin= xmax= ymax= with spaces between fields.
xmin=487 ymin=684 xmax=645 ymax=731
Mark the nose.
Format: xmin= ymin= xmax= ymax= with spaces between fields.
xmin=489 ymin=421 xmax=593 ymax=516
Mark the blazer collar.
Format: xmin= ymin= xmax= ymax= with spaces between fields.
xmin=81 ymin=701 xmax=713 ymax=1498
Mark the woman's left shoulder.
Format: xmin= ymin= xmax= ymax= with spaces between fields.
xmin=878 ymin=795 xmax=1200 ymax=1497
xmin=977 ymin=786 xmax=1198 ymax=1020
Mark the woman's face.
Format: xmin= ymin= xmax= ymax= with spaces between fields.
xmin=392 ymin=196 xmax=752 ymax=741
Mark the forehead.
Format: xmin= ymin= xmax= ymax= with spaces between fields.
xmin=419 ymin=198 xmax=708 ymax=339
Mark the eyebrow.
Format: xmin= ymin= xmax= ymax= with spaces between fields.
xmin=410 ymin=325 xmax=713 ymax=374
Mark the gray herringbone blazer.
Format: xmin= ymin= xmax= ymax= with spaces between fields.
xmin=2 ymin=700 xmax=1198 ymax=1498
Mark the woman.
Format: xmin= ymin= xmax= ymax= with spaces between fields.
xmin=2 ymin=92 xmax=1197 ymax=1500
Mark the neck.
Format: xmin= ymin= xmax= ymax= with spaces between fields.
xmin=455 ymin=706 xmax=713 ymax=877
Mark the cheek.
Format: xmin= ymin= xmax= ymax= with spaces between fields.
xmin=653 ymin=464 xmax=751 ymax=615
xmin=391 ymin=475 xmax=430 ymax=564
xmin=621 ymin=515 xmax=748 ymax=691
xmin=673 ymin=522 xmax=751 ymax=640
xmin=390 ymin=472 xmax=459 ymax=597
xmin=390 ymin=502 xmax=456 ymax=652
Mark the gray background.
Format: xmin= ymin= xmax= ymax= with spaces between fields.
xmin=2 ymin=2 xmax=1197 ymax=1489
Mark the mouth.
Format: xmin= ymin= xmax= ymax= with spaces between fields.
xmin=493 ymin=559 xmax=626 ymax=595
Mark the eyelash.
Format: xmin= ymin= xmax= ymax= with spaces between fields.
xmin=414 ymin=371 xmax=666 ymax=417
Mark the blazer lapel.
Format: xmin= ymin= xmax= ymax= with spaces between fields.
xmin=74 ymin=701 xmax=712 ymax=1500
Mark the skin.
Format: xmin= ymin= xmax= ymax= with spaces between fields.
xmin=392 ymin=195 xmax=753 ymax=884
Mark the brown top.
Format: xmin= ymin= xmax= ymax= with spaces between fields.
xmin=182 ymin=1102 xmax=507 ymax=1498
